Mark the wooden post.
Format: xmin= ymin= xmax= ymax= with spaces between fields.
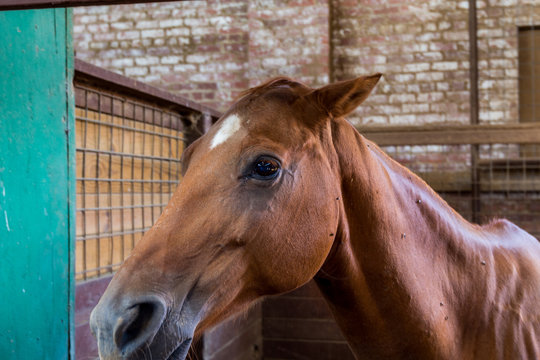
xmin=468 ymin=0 xmax=481 ymax=224
xmin=0 ymin=9 xmax=75 ymax=359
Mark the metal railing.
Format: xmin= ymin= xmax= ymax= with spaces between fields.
xmin=74 ymin=60 xmax=220 ymax=281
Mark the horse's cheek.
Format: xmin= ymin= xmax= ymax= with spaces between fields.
xmin=253 ymin=197 xmax=336 ymax=292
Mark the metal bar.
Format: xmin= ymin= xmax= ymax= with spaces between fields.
xmin=96 ymin=91 xmax=102 ymax=277
xmin=77 ymin=177 xmax=179 ymax=183
xmin=108 ymin=108 xmax=114 ymax=273
xmin=81 ymin=88 xmax=89 ymax=281
xmin=120 ymin=97 xmax=126 ymax=266
xmin=140 ymin=104 xmax=147 ymax=231
xmin=77 ymin=147 xmax=182 ymax=163
xmin=76 ymin=83 xmax=186 ymax=117
xmin=0 ymin=0 xmax=191 ymax=11
xmin=76 ymin=116 xmax=186 ymax=141
xmin=77 ymin=263 xmax=123 ymax=275
xmin=150 ymin=108 xmax=156 ymax=226
xmin=76 ymin=228 xmax=151 ymax=242
xmin=75 ymin=86 xmax=186 ymax=132
xmin=77 ymin=204 xmax=169 ymax=212
xmin=130 ymin=112 xmax=137 ymax=252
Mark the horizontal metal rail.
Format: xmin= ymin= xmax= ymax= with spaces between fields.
xmin=77 ymin=263 xmax=123 ymax=275
xmin=78 ymin=177 xmax=179 ymax=183
xmin=77 ymin=147 xmax=183 ymax=163
xmin=76 ymin=227 xmax=151 ymax=241
xmin=76 ymin=117 xmax=187 ymax=141
xmin=77 ymin=203 xmax=169 ymax=212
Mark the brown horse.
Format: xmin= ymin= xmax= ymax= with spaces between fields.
xmin=91 ymin=75 xmax=540 ymax=360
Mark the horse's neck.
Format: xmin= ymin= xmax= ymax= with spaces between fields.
xmin=316 ymin=119 xmax=485 ymax=358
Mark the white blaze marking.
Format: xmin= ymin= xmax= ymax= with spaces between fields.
xmin=210 ymin=114 xmax=242 ymax=149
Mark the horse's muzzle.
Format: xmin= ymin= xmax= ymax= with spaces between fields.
xmin=90 ymin=293 xmax=168 ymax=359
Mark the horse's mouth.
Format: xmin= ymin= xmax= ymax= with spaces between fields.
xmin=166 ymin=337 xmax=193 ymax=360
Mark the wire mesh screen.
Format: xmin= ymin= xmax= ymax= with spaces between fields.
xmin=75 ymin=84 xmax=186 ymax=281
xmin=381 ymin=142 xmax=540 ymax=240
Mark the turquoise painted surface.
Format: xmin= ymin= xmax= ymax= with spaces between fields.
xmin=0 ymin=9 xmax=74 ymax=359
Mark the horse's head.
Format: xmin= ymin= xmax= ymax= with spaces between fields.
xmin=90 ymin=74 xmax=381 ymax=359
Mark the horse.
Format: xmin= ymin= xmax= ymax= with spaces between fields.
xmin=90 ymin=74 xmax=540 ymax=360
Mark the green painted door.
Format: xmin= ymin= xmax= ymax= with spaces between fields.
xmin=0 ymin=9 xmax=74 ymax=359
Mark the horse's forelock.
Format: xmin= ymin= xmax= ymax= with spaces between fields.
xmin=237 ymin=77 xmax=310 ymax=101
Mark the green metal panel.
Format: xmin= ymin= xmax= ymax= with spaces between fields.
xmin=0 ymin=9 xmax=74 ymax=359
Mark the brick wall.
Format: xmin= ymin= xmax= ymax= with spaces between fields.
xmin=331 ymin=0 xmax=471 ymax=126
xmin=73 ymin=1 xmax=329 ymax=112
xmin=74 ymin=2 xmax=250 ymax=111
xmin=73 ymin=1 xmax=540 ymax=125
xmin=331 ymin=0 xmax=540 ymax=127
xmin=247 ymin=0 xmax=329 ymax=87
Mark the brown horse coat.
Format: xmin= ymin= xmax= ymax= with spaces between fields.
xmin=91 ymin=75 xmax=540 ymax=360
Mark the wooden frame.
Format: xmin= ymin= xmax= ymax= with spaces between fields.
xmin=358 ymin=123 xmax=540 ymax=146
xmin=75 ymin=59 xmax=221 ymax=122
xmin=0 ymin=0 xmax=187 ymax=11
xmin=0 ymin=8 xmax=75 ymax=359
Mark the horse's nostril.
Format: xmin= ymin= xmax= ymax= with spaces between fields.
xmin=113 ymin=298 xmax=166 ymax=357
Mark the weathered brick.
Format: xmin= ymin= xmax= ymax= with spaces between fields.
xmin=404 ymin=63 xmax=431 ymax=73
xmin=432 ymin=61 xmax=459 ymax=71
xmin=135 ymin=56 xmax=159 ymax=66
xmin=136 ymin=20 xmax=159 ymax=29
xmin=125 ymin=66 xmax=148 ymax=76
xmin=72 ymin=0 xmax=523 ymax=126
xmin=160 ymin=19 xmax=183 ymax=28
xmin=111 ymin=22 xmax=133 ymax=30
xmin=111 ymin=58 xmax=134 ymax=68
xmin=141 ymin=29 xmax=164 ymax=38
xmin=389 ymin=94 xmax=416 ymax=104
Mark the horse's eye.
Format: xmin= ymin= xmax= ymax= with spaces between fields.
xmin=251 ymin=156 xmax=280 ymax=180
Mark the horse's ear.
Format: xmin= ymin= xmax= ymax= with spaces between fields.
xmin=312 ymin=73 xmax=382 ymax=118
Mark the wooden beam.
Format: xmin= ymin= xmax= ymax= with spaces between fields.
xmin=468 ymin=0 xmax=480 ymax=223
xmin=75 ymin=59 xmax=222 ymax=122
xmin=357 ymin=123 xmax=540 ymax=146
xmin=0 ymin=0 xmax=187 ymax=10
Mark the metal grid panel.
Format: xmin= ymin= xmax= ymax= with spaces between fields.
xmin=381 ymin=143 xmax=540 ymax=240
xmin=75 ymin=84 xmax=186 ymax=281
